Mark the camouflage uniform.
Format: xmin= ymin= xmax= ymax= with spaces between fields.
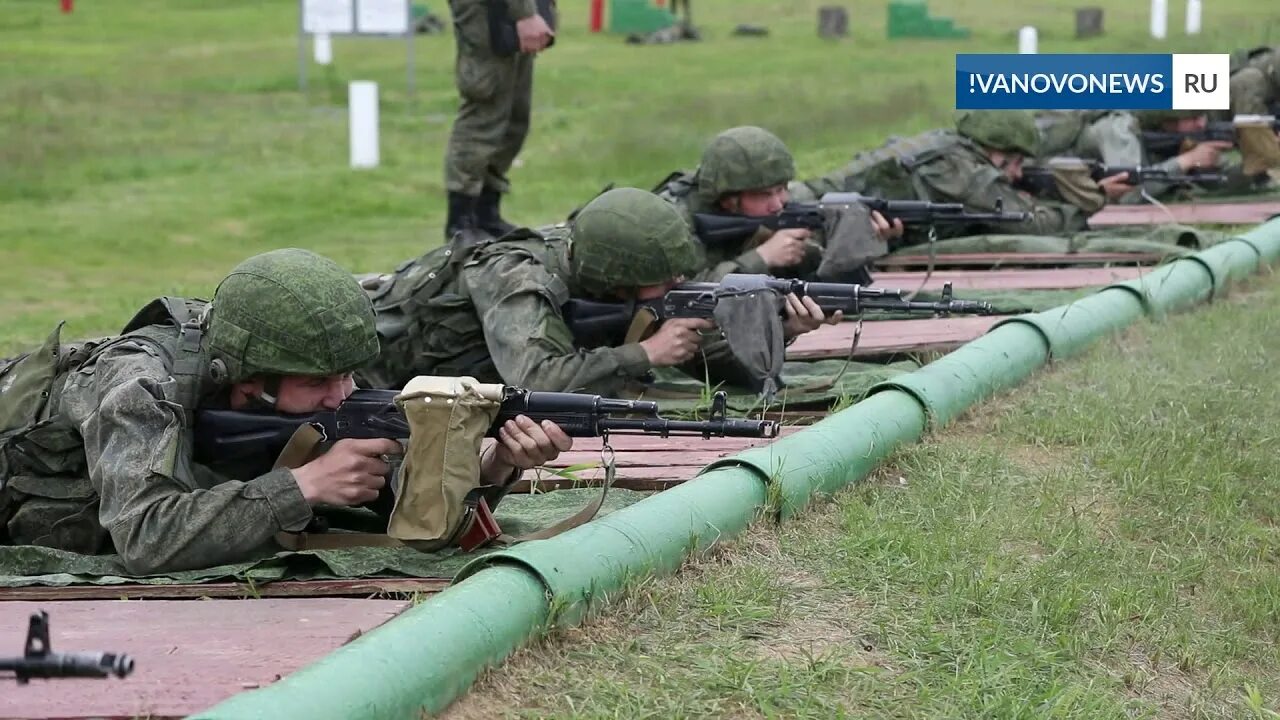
xmin=1035 ymin=110 xmax=1182 ymax=203
xmin=1228 ymin=46 xmax=1280 ymax=116
xmin=792 ymin=111 xmax=1091 ymax=247
xmin=443 ymin=0 xmax=545 ymax=238
xmin=357 ymin=188 xmax=757 ymax=395
xmin=0 ymin=250 xmax=380 ymax=574
xmin=654 ymin=126 xmax=882 ymax=282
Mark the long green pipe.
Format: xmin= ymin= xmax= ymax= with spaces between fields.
xmin=193 ymin=217 xmax=1280 ymax=719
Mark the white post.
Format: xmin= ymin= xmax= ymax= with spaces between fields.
xmin=1018 ymin=26 xmax=1038 ymax=54
xmin=349 ymin=81 xmax=380 ymax=169
xmin=1185 ymin=0 xmax=1201 ymax=35
xmin=1150 ymin=0 xmax=1168 ymax=39
xmin=313 ymin=32 xmax=333 ymax=65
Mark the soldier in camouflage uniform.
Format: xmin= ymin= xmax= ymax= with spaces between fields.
xmin=1223 ymin=47 xmax=1280 ymax=175
xmin=0 ymin=249 xmax=568 ymax=574
xmin=1034 ymin=110 xmax=1232 ymax=204
xmin=789 ymin=111 xmax=1125 ymax=248
xmin=357 ymin=187 xmax=838 ymax=395
xmin=653 ymin=126 xmax=903 ymax=283
xmin=443 ymin=0 xmax=555 ymax=240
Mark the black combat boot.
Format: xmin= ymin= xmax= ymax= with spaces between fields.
xmin=475 ymin=188 xmax=517 ymax=237
xmin=444 ymin=192 xmax=479 ymax=241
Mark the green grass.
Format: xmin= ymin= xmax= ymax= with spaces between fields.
xmin=444 ymin=273 xmax=1280 ymax=720
xmin=1 ymin=0 xmax=1276 ymax=355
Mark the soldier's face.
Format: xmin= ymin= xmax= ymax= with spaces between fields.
xmin=631 ymin=278 xmax=685 ymax=301
xmin=1169 ymin=116 xmax=1207 ymax=132
xmin=989 ymin=151 xmax=1024 ymax=182
xmin=722 ymin=185 xmax=789 ymax=217
xmin=231 ymin=373 xmax=356 ymax=413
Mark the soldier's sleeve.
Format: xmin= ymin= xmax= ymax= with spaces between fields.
xmin=464 ymin=253 xmax=652 ymax=394
xmin=505 ymin=0 xmax=536 ymax=21
xmin=916 ymin=154 xmax=1090 ymax=235
xmin=63 ymin=343 xmax=312 ymax=575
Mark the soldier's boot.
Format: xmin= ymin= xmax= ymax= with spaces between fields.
xmin=445 ymin=192 xmax=479 ymax=241
xmin=475 ymin=188 xmax=517 ymax=237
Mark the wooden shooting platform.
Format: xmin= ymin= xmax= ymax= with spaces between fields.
xmin=875 ymin=251 xmax=1165 ymax=269
xmin=0 ymin=599 xmax=410 ymax=719
xmin=876 ymin=266 xmax=1145 ymax=291
xmin=787 ymin=315 xmax=1004 ymax=360
xmin=1089 ymin=200 xmax=1280 ymax=227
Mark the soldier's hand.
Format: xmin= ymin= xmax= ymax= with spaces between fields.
xmin=782 ymin=294 xmax=841 ymax=339
xmin=1097 ymin=173 xmax=1136 ymax=201
xmin=490 ymin=416 xmax=574 ymax=476
xmin=755 ymin=228 xmax=809 ymax=268
xmin=293 ymin=438 xmax=402 ymax=507
xmin=640 ymin=318 xmax=714 ymax=367
xmin=1176 ymin=140 xmax=1232 ymax=173
xmin=516 ymin=14 xmax=554 ymax=53
xmin=870 ymin=210 xmax=905 ymax=241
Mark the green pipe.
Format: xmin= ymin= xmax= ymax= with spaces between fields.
xmin=196 ymin=217 xmax=1280 ymax=719
xmin=191 ymin=565 xmax=549 ymax=720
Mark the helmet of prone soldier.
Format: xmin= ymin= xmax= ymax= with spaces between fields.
xmin=206 ymin=248 xmax=380 ymax=383
xmin=955 ymin=110 xmax=1040 ymax=157
xmin=570 ymin=187 xmax=702 ymax=294
xmin=695 ymin=126 xmax=797 ymax=201
xmin=1134 ymin=109 xmax=1205 ymax=130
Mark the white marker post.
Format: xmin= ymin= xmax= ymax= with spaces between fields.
xmin=1018 ymin=26 xmax=1038 ymax=54
xmin=1185 ymin=0 xmax=1202 ymax=35
xmin=313 ymin=32 xmax=333 ymax=65
xmin=349 ymin=81 xmax=379 ymax=169
xmin=1150 ymin=0 xmax=1168 ymax=39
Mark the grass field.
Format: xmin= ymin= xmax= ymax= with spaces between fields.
xmin=2 ymin=0 xmax=1277 ymax=355
xmin=4 ymin=0 xmax=1280 ymax=716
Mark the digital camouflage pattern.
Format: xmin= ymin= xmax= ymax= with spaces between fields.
xmin=1 ymin=298 xmax=314 ymax=575
xmin=207 ymin=249 xmax=380 ymax=383
xmin=955 ymin=110 xmax=1040 ymax=156
xmin=1035 ymin=111 xmax=1183 ymax=204
xmin=1228 ymin=46 xmax=1279 ymax=116
xmin=654 ymin=127 xmax=880 ymax=282
xmin=793 ymin=127 xmax=1089 ymax=247
xmin=444 ymin=0 xmax=538 ymax=196
xmin=356 ymin=191 xmax=756 ymax=395
xmin=694 ymin=126 xmax=796 ymax=203
xmin=570 ymin=187 xmax=701 ymax=294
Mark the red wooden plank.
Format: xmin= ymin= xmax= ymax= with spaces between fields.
xmin=542 ymin=426 xmax=802 ymax=454
xmin=0 ymin=578 xmax=448 ymax=602
xmin=786 ymin=316 xmax=1002 ymax=360
xmin=1089 ymin=201 xmax=1280 ymax=226
xmin=0 ymin=599 xmax=409 ymax=719
xmin=512 ymin=476 xmax=690 ymax=493
xmin=876 ymin=251 xmax=1164 ymax=268
xmin=876 ymin=267 xmax=1145 ymax=291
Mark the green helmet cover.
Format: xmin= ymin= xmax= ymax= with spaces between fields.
xmin=570 ymin=187 xmax=702 ymax=292
xmin=695 ymin=126 xmax=796 ymax=201
xmin=955 ymin=110 xmax=1040 ymax=156
xmin=207 ymin=248 xmax=379 ymax=382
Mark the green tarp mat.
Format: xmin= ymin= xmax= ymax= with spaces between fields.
xmin=0 ymin=488 xmax=650 ymax=587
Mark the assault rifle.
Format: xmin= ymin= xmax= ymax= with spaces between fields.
xmin=691 ymin=192 xmax=1030 ymax=248
xmin=1141 ymin=115 xmax=1280 ymax=156
xmin=194 ymin=385 xmax=778 ymax=464
xmin=2 ymin=612 xmax=135 ymax=683
xmin=1018 ymin=161 xmax=1226 ymax=196
xmin=564 ymin=273 xmax=1008 ymax=348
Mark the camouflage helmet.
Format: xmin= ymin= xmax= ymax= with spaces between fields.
xmin=570 ymin=187 xmax=701 ymax=292
xmin=695 ymin=126 xmax=796 ymax=200
xmin=955 ymin=110 xmax=1040 ymax=156
xmin=1134 ymin=109 xmax=1205 ymax=129
xmin=206 ymin=248 xmax=380 ymax=383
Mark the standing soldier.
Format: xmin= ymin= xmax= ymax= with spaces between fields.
xmin=443 ymin=0 xmax=556 ymax=240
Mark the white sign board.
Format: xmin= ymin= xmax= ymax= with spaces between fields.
xmin=357 ymin=0 xmax=410 ymax=34
xmin=303 ymin=0 xmax=354 ymax=34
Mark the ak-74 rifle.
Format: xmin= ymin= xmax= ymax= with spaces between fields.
xmin=564 ymin=273 xmax=1015 ymax=349
xmin=2 ymin=612 xmax=135 ymax=683
xmin=1018 ymin=160 xmax=1226 ymax=196
xmin=690 ymin=192 xmax=1030 ymax=248
xmin=194 ymin=385 xmax=779 ymax=465
xmin=1141 ymin=115 xmax=1280 ymax=156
